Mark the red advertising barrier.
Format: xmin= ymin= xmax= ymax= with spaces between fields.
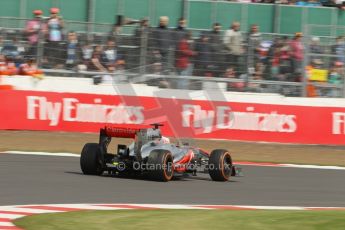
xmin=1 ymin=90 xmax=345 ymax=145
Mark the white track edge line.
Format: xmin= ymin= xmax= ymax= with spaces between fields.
xmin=2 ymin=204 xmax=345 ymax=211
xmin=3 ymin=151 xmax=79 ymax=157
xmin=3 ymin=151 xmax=345 ymax=170
xmin=0 ymin=221 xmax=15 ymax=226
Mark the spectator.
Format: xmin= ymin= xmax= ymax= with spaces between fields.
xmin=24 ymin=10 xmax=46 ymax=58
xmin=254 ymin=62 xmax=265 ymax=80
xmin=108 ymin=23 xmax=123 ymax=46
xmin=224 ymin=66 xmax=245 ymax=91
xmin=0 ymin=54 xmax=8 ymax=75
xmin=328 ymin=61 xmax=343 ymax=84
xmin=0 ymin=54 xmax=17 ymax=76
xmin=175 ymin=32 xmax=195 ymax=89
xmin=305 ymin=58 xmax=324 ymax=97
xmin=223 ymin=22 xmax=244 ymax=73
xmin=247 ymin=24 xmax=262 ymax=69
xmin=208 ymin=22 xmax=225 ymax=76
xmin=47 ymin=8 xmax=64 ymax=42
xmin=146 ymin=62 xmax=171 ymax=88
xmin=89 ymin=45 xmax=107 ymax=72
xmin=18 ymin=58 xmax=43 ymax=78
xmin=321 ymin=0 xmax=344 ymax=8
xmin=151 ymin=16 xmax=173 ymax=68
xmin=1 ymin=38 xmax=25 ymax=66
xmin=101 ymin=39 xmax=124 ymax=71
xmin=270 ymin=43 xmax=281 ymax=80
xmin=194 ymin=33 xmax=212 ymax=77
xmin=236 ymin=0 xmax=251 ymax=2
xmin=0 ymin=36 xmax=3 ymax=53
xmin=81 ymin=42 xmax=93 ymax=69
xmin=310 ymin=36 xmax=323 ymax=61
xmin=46 ymin=8 xmax=64 ymax=68
xmin=1 ymin=39 xmax=19 ymax=59
xmin=174 ymin=17 xmax=188 ymax=46
xmin=64 ymin=31 xmax=81 ymax=70
xmin=279 ymin=36 xmax=293 ymax=80
xmin=267 ymin=37 xmax=292 ymax=81
xmin=151 ymin=62 xmax=163 ymax=75
xmin=296 ymin=0 xmax=321 ymax=6
xmin=331 ymin=36 xmax=345 ymax=63
xmin=246 ymin=62 xmax=266 ymax=92
xmin=327 ymin=61 xmax=344 ymax=97
xmin=289 ymin=32 xmax=304 ymax=75
xmin=257 ymin=40 xmax=273 ymax=76
xmin=173 ymin=17 xmax=189 ymax=73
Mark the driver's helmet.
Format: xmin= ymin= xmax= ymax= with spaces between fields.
xmin=161 ymin=136 xmax=170 ymax=144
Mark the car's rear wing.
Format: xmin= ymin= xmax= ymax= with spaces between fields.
xmin=101 ymin=123 xmax=164 ymax=139
xmin=102 ymin=126 xmax=140 ymax=139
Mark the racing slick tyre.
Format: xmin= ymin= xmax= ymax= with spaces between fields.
xmin=80 ymin=143 xmax=104 ymax=175
xmin=147 ymin=150 xmax=174 ymax=182
xmin=208 ymin=149 xmax=232 ymax=181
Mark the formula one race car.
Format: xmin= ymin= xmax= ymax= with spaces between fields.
xmin=80 ymin=124 xmax=241 ymax=182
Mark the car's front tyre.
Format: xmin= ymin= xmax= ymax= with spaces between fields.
xmin=208 ymin=149 xmax=232 ymax=181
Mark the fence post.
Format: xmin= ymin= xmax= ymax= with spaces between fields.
xmin=139 ymin=28 xmax=148 ymax=75
xmin=240 ymin=3 xmax=248 ymax=33
xmin=52 ymin=0 xmax=59 ymax=7
xmin=117 ymin=0 xmax=125 ymax=16
xmin=20 ymin=0 xmax=27 ymax=18
xmin=149 ymin=0 xmax=156 ymax=25
xmin=301 ymin=7 xmax=308 ymax=35
xmin=331 ymin=8 xmax=338 ymax=39
xmin=273 ymin=3 xmax=280 ymax=33
xmin=302 ymin=24 xmax=310 ymax=97
xmin=167 ymin=47 xmax=174 ymax=74
xmin=211 ymin=0 xmax=217 ymax=26
xmin=342 ymin=74 xmax=345 ymax=98
xmin=36 ymin=17 xmax=45 ymax=68
xmin=182 ymin=0 xmax=188 ymax=21
xmin=87 ymin=0 xmax=95 ymax=36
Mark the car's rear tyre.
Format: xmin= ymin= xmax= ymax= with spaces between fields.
xmin=80 ymin=143 xmax=104 ymax=175
xmin=147 ymin=150 xmax=174 ymax=182
xmin=208 ymin=149 xmax=232 ymax=181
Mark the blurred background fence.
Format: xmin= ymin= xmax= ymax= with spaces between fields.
xmin=0 ymin=0 xmax=345 ymax=97
xmin=1 ymin=0 xmax=345 ymax=34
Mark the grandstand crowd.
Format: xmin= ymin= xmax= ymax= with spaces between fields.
xmin=0 ymin=7 xmax=343 ymax=96
xmin=229 ymin=0 xmax=344 ymax=8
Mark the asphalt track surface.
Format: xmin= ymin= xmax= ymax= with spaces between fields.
xmin=1 ymin=153 xmax=345 ymax=207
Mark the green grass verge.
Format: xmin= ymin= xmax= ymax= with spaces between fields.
xmin=14 ymin=209 xmax=345 ymax=230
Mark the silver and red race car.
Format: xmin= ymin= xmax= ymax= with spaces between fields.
xmin=80 ymin=124 xmax=241 ymax=182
